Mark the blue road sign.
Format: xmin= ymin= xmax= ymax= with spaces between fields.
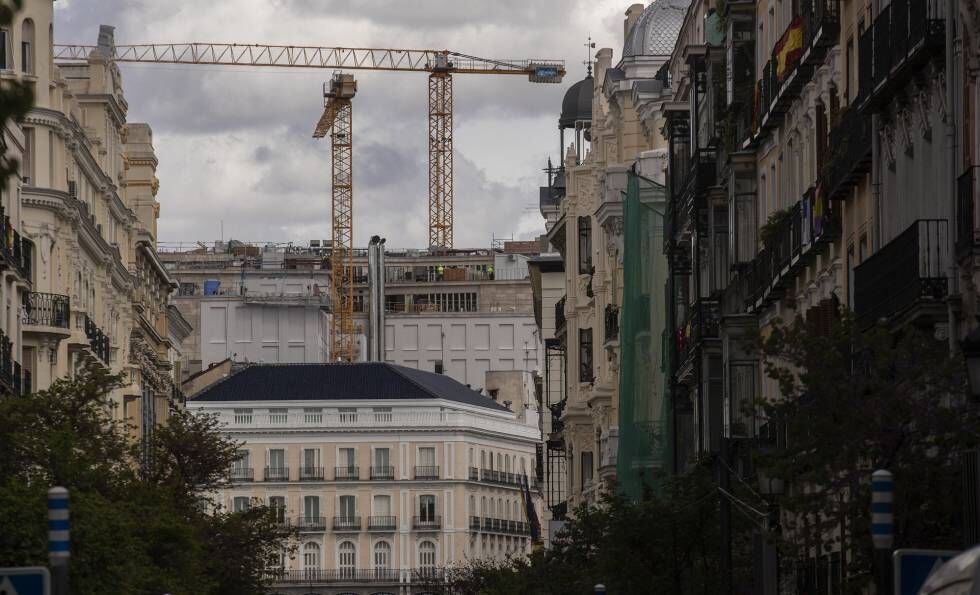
xmin=893 ymin=549 xmax=959 ymax=595
xmin=0 ymin=567 xmax=51 ymax=595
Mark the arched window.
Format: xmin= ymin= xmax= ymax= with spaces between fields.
xmin=303 ymin=542 xmax=321 ymax=573
xmin=20 ymin=18 xmax=34 ymax=74
xmin=374 ymin=541 xmax=391 ymax=577
xmin=338 ymin=541 xmax=356 ymax=579
xmin=418 ymin=540 xmax=437 ymax=576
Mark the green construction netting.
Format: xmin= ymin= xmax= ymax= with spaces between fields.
xmin=617 ymin=171 xmax=671 ymax=501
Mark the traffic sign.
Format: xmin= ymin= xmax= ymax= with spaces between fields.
xmin=893 ymin=548 xmax=959 ymax=595
xmin=0 ymin=567 xmax=51 ymax=595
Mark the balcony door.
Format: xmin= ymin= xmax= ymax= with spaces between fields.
xmin=269 ymin=495 xmax=286 ymax=523
xmin=373 ymin=494 xmax=391 ymax=517
xmin=302 ymin=448 xmax=319 ymax=477
xmin=374 ymin=447 xmax=390 ymax=471
xmin=303 ymin=495 xmax=320 ymax=521
xmin=338 ymin=540 xmax=356 ymax=579
xmin=339 ymin=447 xmax=356 ymax=472
xmin=419 ymin=494 xmax=436 ymax=522
xmin=339 ymin=494 xmax=356 ymax=520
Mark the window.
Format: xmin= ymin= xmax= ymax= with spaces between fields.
xmin=418 ymin=446 xmax=436 ymax=468
xmin=577 ymin=216 xmax=592 ymax=274
xmin=303 ymin=542 xmax=320 ymax=571
xmin=373 ymin=494 xmax=392 ymax=516
xmin=419 ymin=541 xmax=437 ymax=575
xmin=304 ymin=407 xmax=322 ymax=423
xmin=20 ymin=18 xmax=33 ymax=74
xmin=419 ymin=495 xmax=436 ymax=522
xmin=231 ymin=450 xmax=250 ymax=480
xmin=339 ymin=447 xmax=356 ymax=474
xmin=269 ymin=496 xmax=286 ymax=523
xmin=579 ymin=328 xmax=594 ymax=383
xmin=374 ymin=541 xmax=391 ymax=574
xmin=234 ymin=408 xmax=253 ymax=424
xmin=303 ymin=495 xmax=320 ymax=521
xmin=301 ymin=448 xmax=321 ymax=480
xmin=268 ymin=408 xmax=287 ymax=424
xmin=268 ymin=448 xmax=286 ymax=479
xmin=339 ymin=407 xmax=358 ymax=423
xmin=581 ymin=451 xmax=594 ymax=489
xmin=0 ymin=29 xmax=7 ymax=69
xmin=338 ymin=541 xmax=356 ymax=579
xmin=373 ymin=448 xmax=391 ymax=478
xmin=232 ymin=496 xmax=251 ymax=512
xmin=339 ymin=494 xmax=356 ymax=519
xmin=434 ymin=360 xmax=444 ymax=374
xmin=22 ymin=127 xmax=33 ymax=185
xmin=373 ymin=407 xmax=392 ymax=422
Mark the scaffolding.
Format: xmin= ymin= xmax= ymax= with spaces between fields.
xmin=617 ymin=171 xmax=671 ymax=500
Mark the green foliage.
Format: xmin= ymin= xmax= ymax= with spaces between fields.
xmin=441 ymin=470 xmax=749 ymax=594
xmin=0 ymin=367 xmax=293 ymax=594
xmin=758 ymin=208 xmax=792 ymax=246
xmin=756 ymin=311 xmax=979 ymax=590
xmin=0 ymin=0 xmax=35 ymax=186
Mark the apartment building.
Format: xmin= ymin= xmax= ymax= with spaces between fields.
xmin=1 ymin=3 xmax=183 ymax=445
xmin=165 ymin=240 xmax=539 ymax=393
xmin=534 ymin=1 xmax=684 ymax=517
xmin=188 ymin=362 xmax=541 ymax=595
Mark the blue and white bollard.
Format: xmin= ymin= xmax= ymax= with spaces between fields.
xmin=871 ymin=469 xmax=894 ymax=549
xmin=594 ymin=584 xmax=606 ymax=594
xmin=871 ymin=470 xmax=894 ymax=595
xmin=48 ymin=486 xmax=69 ymax=595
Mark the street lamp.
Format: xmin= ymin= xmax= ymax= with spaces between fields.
xmin=962 ymin=323 xmax=980 ymax=399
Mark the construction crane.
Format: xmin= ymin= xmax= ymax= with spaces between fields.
xmin=53 ymin=43 xmax=564 ymax=248
xmin=313 ymin=73 xmax=357 ymax=362
xmin=53 ymin=42 xmax=564 ymax=362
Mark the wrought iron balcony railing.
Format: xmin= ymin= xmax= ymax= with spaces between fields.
xmin=299 ymin=466 xmax=325 ymax=481
xmin=414 ymin=466 xmax=439 ymax=480
xmin=854 ymin=219 xmax=949 ymax=328
xmin=333 ymin=516 xmax=362 ymax=531
xmin=230 ymin=468 xmax=253 ymax=482
xmin=412 ymin=516 xmax=441 ymax=530
xmin=370 ymin=465 xmax=394 ymax=480
xmin=22 ymin=292 xmax=70 ymax=328
xmin=265 ymin=568 xmax=401 ymax=583
xmin=264 ymin=466 xmax=289 ymax=481
xmin=295 ymin=516 xmax=326 ymax=531
xmin=334 ymin=466 xmax=359 ymax=480
xmin=367 ymin=515 xmax=397 ymax=531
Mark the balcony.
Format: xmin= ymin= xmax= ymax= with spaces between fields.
xmin=83 ymin=315 xmax=110 ymax=365
xmin=469 ymin=466 xmax=479 ymax=481
xmin=676 ymin=299 xmax=721 ymax=368
xmin=854 ymin=219 xmax=949 ymax=328
xmin=820 ymin=106 xmax=872 ymax=200
xmin=367 ymin=515 xmax=397 ymax=531
xmin=604 ymin=304 xmax=619 ymax=345
xmin=230 ymin=468 xmax=254 ymax=482
xmin=264 ymin=467 xmax=289 ymax=482
xmin=295 ymin=516 xmax=327 ymax=531
xmin=412 ymin=516 xmax=442 ymax=531
xmin=22 ymin=292 xmax=71 ymax=337
xmin=470 ymin=516 xmax=481 ymax=530
xmin=957 ymin=167 xmax=980 ymax=259
xmin=414 ymin=465 xmax=439 ymax=480
xmin=335 ymin=466 xmax=359 ymax=481
xmin=370 ymin=465 xmax=394 ymax=480
xmin=554 ymin=295 xmax=567 ymax=336
xmin=299 ymin=466 xmax=325 ymax=481
xmin=858 ymin=0 xmax=945 ymax=110
xmin=266 ymin=569 xmax=401 ymax=584
xmin=333 ymin=516 xmax=362 ymax=531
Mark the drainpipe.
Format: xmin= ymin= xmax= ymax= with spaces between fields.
xmin=947 ymin=0 xmax=959 ymax=350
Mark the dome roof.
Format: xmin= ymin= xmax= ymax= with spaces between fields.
xmin=623 ymin=0 xmax=691 ymax=58
xmin=559 ymin=75 xmax=593 ymax=129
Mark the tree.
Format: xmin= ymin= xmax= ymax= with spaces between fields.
xmin=439 ymin=470 xmax=745 ymax=594
xmin=0 ymin=367 xmax=293 ymax=594
xmin=755 ymin=310 xmax=980 ymax=591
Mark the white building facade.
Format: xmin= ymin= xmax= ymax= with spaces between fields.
xmin=188 ymin=362 xmax=542 ymax=595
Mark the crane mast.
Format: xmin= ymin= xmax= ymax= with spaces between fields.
xmin=314 ymin=74 xmax=357 ymax=362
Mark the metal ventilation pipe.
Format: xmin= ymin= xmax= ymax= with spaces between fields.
xmin=367 ymin=235 xmax=386 ymax=361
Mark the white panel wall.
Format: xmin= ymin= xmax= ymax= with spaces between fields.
xmin=200 ymin=299 xmax=329 ymax=366
xmin=384 ymin=314 xmax=538 ymax=391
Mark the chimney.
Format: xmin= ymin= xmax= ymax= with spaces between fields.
xmin=624 ymin=3 xmax=645 ymax=40
xmin=96 ymin=25 xmax=116 ymax=58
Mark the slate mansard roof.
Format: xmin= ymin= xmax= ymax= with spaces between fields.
xmin=192 ymin=362 xmax=511 ymax=412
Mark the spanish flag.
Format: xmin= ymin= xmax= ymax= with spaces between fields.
xmin=774 ymin=17 xmax=803 ymax=83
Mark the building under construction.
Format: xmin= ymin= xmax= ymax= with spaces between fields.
xmin=162 ymin=238 xmax=542 ymax=392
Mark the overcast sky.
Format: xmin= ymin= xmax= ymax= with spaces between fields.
xmin=53 ymin=0 xmax=631 ymax=249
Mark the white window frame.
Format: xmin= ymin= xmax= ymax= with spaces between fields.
xmin=303 ymin=541 xmax=321 ymax=570
xmin=337 ymin=540 xmax=357 ymax=577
